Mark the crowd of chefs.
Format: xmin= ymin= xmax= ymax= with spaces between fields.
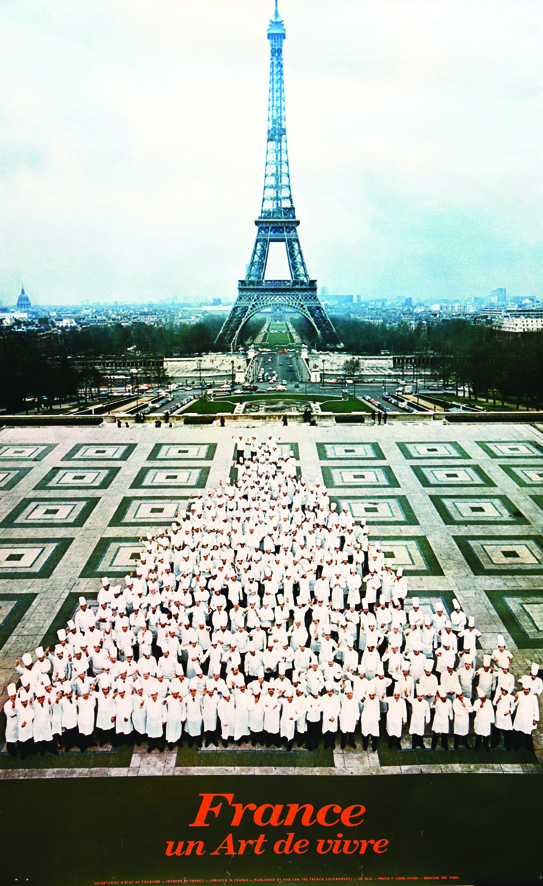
xmin=3 ymin=434 xmax=541 ymax=758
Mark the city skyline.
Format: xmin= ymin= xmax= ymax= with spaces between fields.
xmin=1 ymin=0 xmax=542 ymax=306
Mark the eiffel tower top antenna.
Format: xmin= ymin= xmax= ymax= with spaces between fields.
xmin=262 ymin=0 xmax=291 ymax=221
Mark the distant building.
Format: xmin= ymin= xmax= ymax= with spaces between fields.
xmin=494 ymin=312 xmax=543 ymax=333
xmin=322 ymin=294 xmax=354 ymax=306
xmin=69 ymin=355 xmax=165 ymax=380
xmin=55 ymin=318 xmax=77 ymax=328
xmin=16 ymin=286 xmax=31 ymax=312
xmin=491 ymin=287 xmax=507 ymax=307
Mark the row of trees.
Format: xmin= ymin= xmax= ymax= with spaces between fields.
xmin=0 ymin=336 xmax=81 ymax=414
xmin=290 ymin=316 xmax=432 ymax=354
xmin=332 ymin=318 xmax=430 ymax=355
xmin=59 ymin=318 xmax=224 ymax=358
xmin=0 ymin=317 xmax=225 ymax=414
xmin=292 ymin=315 xmax=543 ymax=409
xmin=428 ymin=320 xmax=543 ymax=409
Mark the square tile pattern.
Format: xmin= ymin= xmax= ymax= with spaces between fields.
xmin=429 ymin=495 xmax=528 ymax=525
xmin=476 ymin=440 xmax=543 ymax=458
xmin=505 ymin=598 xmax=543 ymax=641
xmin=411 ymin=464 xmax=496 ymax=488
xmin=316 ymin=442 xmax=385 ymax=460
xmin=0 ymin=444 xmax=55 ymax=461
xmin=1 ymin=498 xmax=99 ymax=528
xmin=62 ymin=443 xmax=136 ymax=461
xmin=80 ymin=537 xmax=144 ymax=578
xmin=484 ymin=589 xmax=543 ymax=650
xmin=397 ymin=441 xmax=471 ymax=459
xmin=35 ymin=467 xmax=121 ymax=490
xmin=499 ymin=464 xmax=543 ymax=487
xmin=130 ymin=467 xmax=210 ymax=489
xmin=375 ymin=536 xmax=444 ymax=576
xmin=454 ymin=535 xmax=543 ymax=575
xmin=109 ymin=497 xmax=190 ymax=527
xmin=331 ymin=495 xmax=419 ymax=525
xmin=321 ymin=465 xmax=399 ymax=488
xmin=146 ymin=443 xmax=217 ymax=461
xmin=0 ymin=538 xmax=74 ymax=578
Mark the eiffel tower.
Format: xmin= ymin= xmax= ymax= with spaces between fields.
xmin=216 ymin=1 xmax=341 ymax=350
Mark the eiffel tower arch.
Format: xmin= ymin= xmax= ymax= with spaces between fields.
xmin=216 ymin=2 xmax=341 ymax=351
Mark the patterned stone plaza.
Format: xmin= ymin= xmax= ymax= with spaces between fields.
xmin=0 ymin=419 xmax=542 ymax=777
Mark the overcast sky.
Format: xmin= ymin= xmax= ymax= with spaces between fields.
xmin=1 ymin=0 xmax=542 ymax=306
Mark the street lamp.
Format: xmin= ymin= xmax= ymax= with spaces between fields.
xmin=197 ymin=359 xmax=203 ymax=397
xmin=130 ymin=367 xmax=139 ymax=411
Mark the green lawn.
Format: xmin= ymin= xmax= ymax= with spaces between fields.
xmin=264 ymin=321 xmax=292 ymax=345
xmin=320 ymin=397 xmax=373 ymax=414
xmin=183 ymin=399 xmax=237 ymax=414
xmin=266 ymin=332 xmax=291 ymax=344
xmin=183 ymin=394 xmax=373 ymax=414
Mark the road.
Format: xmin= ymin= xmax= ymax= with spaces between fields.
xmin=247 ymin=348 xmax=431 ymax=413
xmin=125 ymin=347 xmax=440 ymax=416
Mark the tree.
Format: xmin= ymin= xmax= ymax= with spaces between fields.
xmin=343 ymin=357 xmax=361 ymax=374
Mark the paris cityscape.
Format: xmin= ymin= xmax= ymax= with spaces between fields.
xmin=1 ymin=0 xmax=542 ymax=418
xmin=0 ymin=1 xmax=542 ymax=884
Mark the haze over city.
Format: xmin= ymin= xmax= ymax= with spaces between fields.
xmin=2 ymin=0 xmax=542 ymax=306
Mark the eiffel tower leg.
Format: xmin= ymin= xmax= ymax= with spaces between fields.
xmin=303 ymin=299 xmax=341 ymax=346
xmin=215 ymin=299 xmax=253 ymax=349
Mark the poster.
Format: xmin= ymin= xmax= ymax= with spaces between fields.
xmin=0 ymin=772 xmax=541 ymax=884
xmin=1 ymin=2 xmax=542 ymax=886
